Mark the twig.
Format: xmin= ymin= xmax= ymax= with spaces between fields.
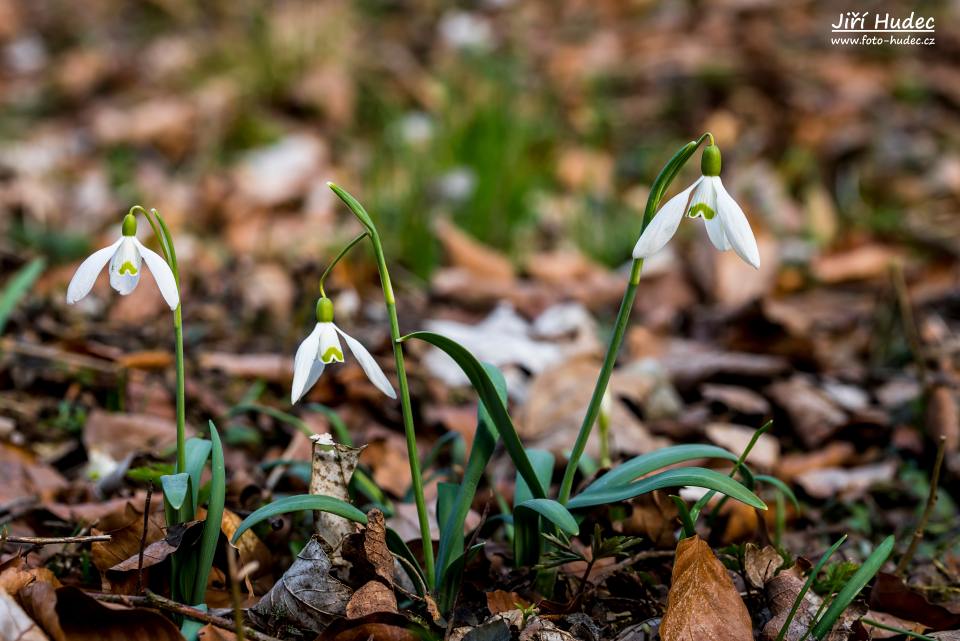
xmin=226 ymin=546 xmax=246 ymax=641
xmin=896 ymin=436 xmax=947 ymax=576
xmin=1 ymin=534 xmax=111 ymax=545
xmin=89 ymin=591 xmax=282 ymax=641
xmin=137 ymin=483 xmax=153 ymax=594
xmin=891 ymin=260 xmax=928 ymax=385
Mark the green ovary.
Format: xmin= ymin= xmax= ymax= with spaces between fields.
xmin=118 ymin=261 xmax=138 ymax=275
xmin=687 ymin=203 xmax=716 ymax=220
xmin=321 ymin=347 xmax=344 ymax=363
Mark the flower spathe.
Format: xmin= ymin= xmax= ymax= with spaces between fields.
xmin=632 ymin=144 xmax=760 ymax=269
xmin=291 ymin=297 xmax=397 ymax=403
xmin=66 ymin=214 xmax=180 ymax=309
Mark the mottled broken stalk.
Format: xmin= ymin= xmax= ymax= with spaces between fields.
xmin=310 ymin=433 xmax=363 ymax=562
xmin=895 ymin=436 xmax=946 ymax=576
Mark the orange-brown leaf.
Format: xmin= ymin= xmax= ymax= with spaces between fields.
xmin=660 ymin=535 xmax=753 ymax=641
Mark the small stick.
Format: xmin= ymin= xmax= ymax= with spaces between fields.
xmin=896 ymin=436 xmax=947 ymax=576
xmin=226 ymin=546 xmax=246 ymax=641
xmin=137 ymin=483 xmax=154 ymax=594
xmin=89 ymin=591 xmax=282 ymax=641
xmin=891 ymin=260 xmax=928 ymax=385
xmin=1 ymin=534 xmax=112 ymax=545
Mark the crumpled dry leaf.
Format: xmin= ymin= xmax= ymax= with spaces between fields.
xmin=343 ymin=510 xmax=397 ymax=618
xmin=659 ymin=535 xmax=752 ymax=641
xmin=0 ymin=588 xmax=49 ymax=641
xmin=435 ymin=218 xmax=515 ymax=284
xmin=705 ymin=423 xmax=780 ymax=469
xmin=759 ymin=564 xmax=859 ymax=641
xmin=315 ymin=612 xmax=425 ymax=641
xmin=20 ymin=584 xmax=184 ymax=641
xmin=248 ymin=536 xmax=352 ymax=635
xmin=519 ymin=616 xmax=578 ymax=641
xmin=744 ymin=543 xmax=784 ymax=589
xmin=869 ymin=572 xmax=960 ymax=630
xmin=82 ymin=410 xmax=191 ymax=477
xmin=486 ymin=590 xmax=529 ymax=615
xmin=0 ymin=442 xmax=67 ymax=505
xmin=91 ymin=501 xmax=165 ymax=576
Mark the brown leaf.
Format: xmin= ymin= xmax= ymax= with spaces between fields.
xmin=811 ymin=244 xmax=901 ymax=283
xmin=705 ymin=423 xmax=780 ymax=469
xmin=0 ymin=442 xmax=68 ymax=505
xmin=617 ymin=491 xmax=679 ymax=549
xmin=20 ymin=584 xmax=183 ymax=641
xmin=198 ymin=352 xmax=290 ymax=383
xmin=91 ymin=501 xmax=165 ymax=575
xmin=767 ymin=377 xmax=847 ymax=448
xmin=83 ymin=410 xmax=190 ymax=467
xmin=701 ymin=384 xmax=771 ymax=416
xmin=744 ymin=544 xmax=783 ymax=589
xmin=0 ymin=588 xmax=49 ymax=641
xmin=316 ymin=612 xmax=425 ymax=641
xmin=346 ymin=582 xmax=397 ymax=619
xmin=760 ymin=565 xmax=821 ymax=641
xmin=435 ymin=218 xmax=515 ymax=284
xmin=776 ymin=442 xmax=856 ymax=482
xmin=248 ymin=537 xmax=351 ymax=635
xmin=486 ymin=590 xmax=529 ymax=615
xmin=869 ymin=572 xmax=960 ymax=630
xmin=795 ymin=461 xmax=897 ymax=500
xmin=659 ymin=535 xmax=752 ymax=641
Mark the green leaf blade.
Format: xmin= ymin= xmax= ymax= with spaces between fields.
xmin=515 ymin=499 xmax=579 ymax=535
xmin=582 ymin=445 xmax=741 ymax=495
xmin=230 ymin=494 xmax=368 ymax=544
xmin=567 ymin=467 xmax=766 ymax=511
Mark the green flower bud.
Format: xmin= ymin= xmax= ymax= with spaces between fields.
xmin=316 ymin=297 xmax=335 ymax=323
xmin=121 ymin=213 xmax=138 ymax=237
xmin=701 ymin=144 xmax=722 ymax=177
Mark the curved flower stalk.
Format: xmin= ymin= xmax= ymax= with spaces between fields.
xmin=66 ymin=212 xmax=180 ymax=309
xmin=632 ymin=142 xmax=760 ymax=269
xmin=291 ymin=296 xmax=397 ymax=403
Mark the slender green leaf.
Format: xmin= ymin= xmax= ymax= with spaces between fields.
xmin=671 ymin=496 xmax=697 ymax=538
xmin=0 ymin=257 xmax=45 ymax=334
xmin=192 ymin=421 xmax=225 ymax=605
xmin=810 ymin=535 xmax=895 ymax=639
xmin=567 ymin=467 xmax=766 ymax=510
xmin=580 ymin=445 xmax=740 ymax=496
xmin=386 ymin=528 xmax=426 ymax=595
xmin=161 ymin=473 xmax=190 ymax=511
xmin=182 ymin=438 xmax=212 ymax=520
xmin=231 ymin=494 xmax=367 ymax=543
xmin=514 ymin=449 xmax=555 ymax=567
xmin=328 ymin=182 xmax=377 ymax=234
xmin=437 ymin=543 xmax=484 ymax=614
xmin=757 ymin=474 xmax=801 ymax=511
xmin=775 ymin=535 xmax=847 ymax=641
xmin=436 ymin=363 xmax=507 ymax=588
xmin=400 ymin=332 xmax=545 ymax=498
xmin=515 ymin=499 xmax=578 ymax=535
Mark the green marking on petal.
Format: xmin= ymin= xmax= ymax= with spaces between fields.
xmin=321 ymin=347 xmax=344 ymax=363
xmin=119 ymin=261 xmax=139 ymax=275
xmin=688 ymin=203 xmax=716 ymax=220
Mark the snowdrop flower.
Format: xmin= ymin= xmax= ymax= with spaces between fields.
xmin=633 ymin=144 xmax=760 ymax=269
xmin=66 ymin=213 xmax=179 ymax=309
xmin=292 ymin=297 xmax=397 ymax=403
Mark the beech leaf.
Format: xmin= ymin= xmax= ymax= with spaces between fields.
xmin=660 ymin=535 xmax=753 ymax=641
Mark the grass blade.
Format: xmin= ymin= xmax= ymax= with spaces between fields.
xmin=400 ymin=331 xmax=546 ymax=498
xmin=567 ymin=467 xmax=766 ymax=510
xmin=757 ymin=474 xmax=801 ymax=511
xmin=231 ymin=494 xmax=368 ymax=543
xmin=810 ymin=534 xmax=895 ymax=639
xmin=775 ymin=535 xmax=847 ymax=641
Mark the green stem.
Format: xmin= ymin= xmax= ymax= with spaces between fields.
xmin=136 ymin=206 xmax=185 ymax=475
xmin=558 ymin=133 xmax=712 ymax=504
xmin=328 ymin=183 xmax=436 ymax=590
xmin=318 ymin=232 xmax=368 ymax=297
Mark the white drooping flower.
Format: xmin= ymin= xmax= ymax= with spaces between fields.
xmin=66 ymin=213 xmax=180 ymax=309
xmin=291 ymin=297 xmax=397 ymax=404
xmin=632 ymin=144 xmax=760 ymax=269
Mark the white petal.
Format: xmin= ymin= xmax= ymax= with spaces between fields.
xmin=109 ymin=237 xmax=142 ymax=295
xmin=715 ymin=178 xmax=761 ymax=269
xmin=336 ymin=326 xmax=397 ymax=399
xmin=133 ymin=238 xmax=180 ymax=309
xmin=291 ymin=324 xmax=323 ymax=404
xmin=632 ymin=178 xmax=701 ymax=259
xmin=704 ymin=213 xmax=731 ymax=251
xmin=318 ymin=323 xmax=344 ymax=364
xmin=66 ymin=238 xmax=123 ymax=304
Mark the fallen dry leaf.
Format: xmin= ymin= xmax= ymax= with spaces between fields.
xmin=343 ymin=509 xmax=397 ymax=618
xmin=705 ymin=423 xmax=780 ymax=469
xmin=20 ymin=584 xmax=183 ymax=641
xmin=767 ymin=377 xmax=847 ymax=448
xmin=659 ymin=535 xmax=752 ymax=641
xmin=0 ymin=588 xmax=49 ymax=641
xmin=795 ymin=461 xmax=897 ymax=500
xmin=744 ymin=543 xmax=784 ymax=589
xmin=486 ymin=590 xmax=529 ymax=615
xmin=435 ymin=218 xmax=515 ymax=284
xmin=248 ymin=536 xmax=351 ymax=635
